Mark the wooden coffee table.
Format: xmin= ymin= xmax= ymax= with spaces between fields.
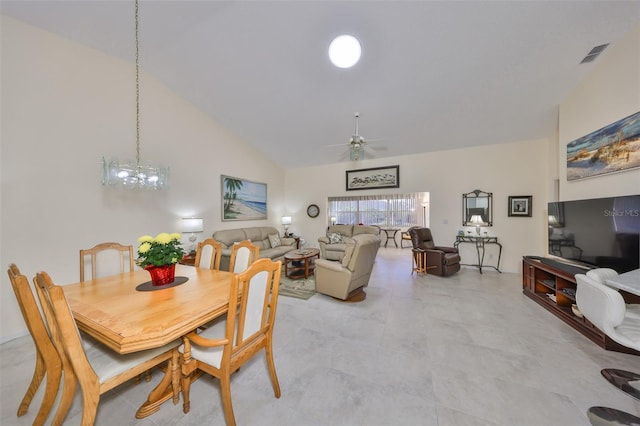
xmin=284 ymin=248 xmax=320 ymax=279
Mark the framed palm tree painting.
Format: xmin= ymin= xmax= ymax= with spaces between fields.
xmin=221 ymin=175 xmax=267 ymax=221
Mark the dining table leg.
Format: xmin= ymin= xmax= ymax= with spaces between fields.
xmin=135 ymin=348 xmax=181 ymax=419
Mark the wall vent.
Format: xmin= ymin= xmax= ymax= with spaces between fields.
xmin=580 ymin=43 xmax=609 ymax=64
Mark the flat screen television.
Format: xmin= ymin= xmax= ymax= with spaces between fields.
xmin=547 ymin=195 xmax=639 ymax=274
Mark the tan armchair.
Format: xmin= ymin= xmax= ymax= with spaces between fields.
xmin=315 ymin=233 xmax=380 ymax=301
xmin=318 ymin=224 xmax=380 ymax=261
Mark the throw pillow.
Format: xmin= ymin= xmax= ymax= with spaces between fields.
xmin=327 ymin=232 xmax=342 ymax=244
xmin=268 ymin=234 xmax=281 ymax=248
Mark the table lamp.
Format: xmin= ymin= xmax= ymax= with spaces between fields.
xmin=470 ymin=215 xmax=484 ymax=235
xmin=281 ymin=216 xmax=292 ymax=237
xmin=182 ymin=217 xmax=204 ymax=253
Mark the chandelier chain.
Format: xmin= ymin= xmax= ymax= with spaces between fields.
xmin=135 ymin=0 xmax=141 ymax=168
xmin=101 ymin=0 xmax=169 ymax=190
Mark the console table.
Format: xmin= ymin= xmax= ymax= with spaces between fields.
xmin=454 ymin=235 xmax=502 ymax=273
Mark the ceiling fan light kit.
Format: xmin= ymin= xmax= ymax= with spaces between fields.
xmin=350 ymin=145 xmax=365 ymax=161
xmin=349 ymin=113 xmax=367 ymax=160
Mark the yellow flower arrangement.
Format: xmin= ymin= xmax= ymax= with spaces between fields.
xmin=136 ymin=232 xmax=185 ymax=268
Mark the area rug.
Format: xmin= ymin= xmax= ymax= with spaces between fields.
xmin=278 ymin=275 xmax=316 ymax=300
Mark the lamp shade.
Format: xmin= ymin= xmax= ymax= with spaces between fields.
xmin=281 ymin=216 xmax=292 ymax=226
xmin=182 ymin=217 xmax=203 ymax=233
xmin=470 ymin=215 xmax=484 ymax=225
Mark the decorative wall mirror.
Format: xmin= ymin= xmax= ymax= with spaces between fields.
xmin=463 ymin=189 xmax=493 ymax=226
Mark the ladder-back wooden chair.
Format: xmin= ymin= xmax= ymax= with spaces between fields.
xmin=180 ymin=258 xmax=282 ymax=426
xmin=33 ymin=271 xmax=181 ymax=426
xmin=79 ymin=242 xmax=134 ymax=281
xmin=79 ymin=242 xmax=151 ymax=383
xmin=195 ymin=238 xmax=223 ymax=270
xmin=228 ymin=240 xmax=259 ymax=274
xmin=7 ymin=264 xmax=61 ymax=425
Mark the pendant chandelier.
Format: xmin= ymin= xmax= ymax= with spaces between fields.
xmin=101 ymin=0 xmax=169 ymax=190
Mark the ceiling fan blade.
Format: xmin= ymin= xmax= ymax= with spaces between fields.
xmin=363 ymin=145 xmax=378 ymax=157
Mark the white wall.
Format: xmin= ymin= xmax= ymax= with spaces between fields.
xmin=285 ymin=137 xmax=551 ymax=274
xmin=559 ymin=23 xmax=640 ymax=201
xmin=0 ymin=17 xmax=285 ymax=342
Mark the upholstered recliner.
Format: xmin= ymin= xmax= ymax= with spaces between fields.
xmin=315 ymin=234 xmax=381 ymax=301
xmin=318 ymin=224 xmax=380 ymax=261
xmin=410 ymin=227 xmax=460 ymax=277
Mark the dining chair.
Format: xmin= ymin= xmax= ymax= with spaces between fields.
xmin=228 ymin=239 xmax=259 ymax=274
xmin=7 ymin=264 xmax=61 ymax=426
xmin=195 ymin=238 xmax=223 ymax=270
xmin=180 ymin=258 xmax=282 ymax=426
xmin=79 ymin=242 xmax=153 ymax=383
xmin=79 ymin=242 xmax=135 ymax=281
xmin=575 ymin=273 xmax=640 ymax=425
xmin=32 ymin=271 xmax=181 ymax=426
xmin=198 ymin=238 xmax=239 ymax=331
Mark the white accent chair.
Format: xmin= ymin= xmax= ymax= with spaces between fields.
xmin=575 ymin=273 xmax=640 ymax=425
xmin=587 ymin=268 xmax=640 ymax=319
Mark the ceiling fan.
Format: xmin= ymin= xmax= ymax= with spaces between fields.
xmin=327 ymin=113 xmax=385 ymax=161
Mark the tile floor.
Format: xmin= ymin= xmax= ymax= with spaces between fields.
xmin=2 ymin=248 xmax=639 ymax=425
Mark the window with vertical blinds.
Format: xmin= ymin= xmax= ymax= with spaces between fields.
xmin=328 ymin=192 xmax=428 ymax=227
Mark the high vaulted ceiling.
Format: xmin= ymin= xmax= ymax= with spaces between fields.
xmin=2 ymin=1 xmax=639 ymax=168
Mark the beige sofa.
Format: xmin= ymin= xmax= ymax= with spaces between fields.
xmin=212 ymin=226 xmax=297 ymax=271
xmin=318 ymin=224 xmax=380 ymax=261
xmin=315 ymin=233 xmax=381 ymax=301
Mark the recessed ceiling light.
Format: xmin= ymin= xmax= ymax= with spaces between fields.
xmin=328 ymin=35 xmax=361 ymax=68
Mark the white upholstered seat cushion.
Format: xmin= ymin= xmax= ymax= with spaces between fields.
xmin=81 ymin=333 xmax=179 ymax=383
xmin=184 ymin=319 xmax=227 ymax=368
xmin=615 ymin=316 xmax=640 ymax=348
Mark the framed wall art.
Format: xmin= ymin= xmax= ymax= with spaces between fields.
xmin=567 ymin=110 xmax=640 ymax=181
xmin=346 ymin=165 xmax=399 ymax=191
xmin=508 ymin=195 xmax=532 ymax=217
xmin=221 ymin=175 xmax=267 ymax=221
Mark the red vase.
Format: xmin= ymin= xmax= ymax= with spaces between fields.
xmin=146 ymin=264 xmax=176 ymax=286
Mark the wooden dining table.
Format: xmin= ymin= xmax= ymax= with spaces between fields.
xmin=62 ymin=264 xmax=235 ymax=418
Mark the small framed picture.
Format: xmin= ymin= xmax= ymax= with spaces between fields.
xmin=508 ymin=196 xmax=532 ymax=217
